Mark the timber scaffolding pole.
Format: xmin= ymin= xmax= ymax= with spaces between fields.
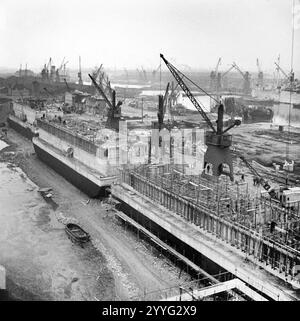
xmin=115 ymin=209 xmax=258 ymax=301
xmin=118 ymin=164 xmax=300 ymax=288
xmin=130 ymin=164 xmax=300 ymax=232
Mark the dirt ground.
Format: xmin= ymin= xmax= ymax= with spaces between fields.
xmin=231 ymin=122 xmax=300 ymax=178
xmin=0 ymin=129 xmax=190 ymax=301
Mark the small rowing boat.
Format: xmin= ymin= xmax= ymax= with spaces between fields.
xmin=65 ymin=223 xmax=90 ymax=246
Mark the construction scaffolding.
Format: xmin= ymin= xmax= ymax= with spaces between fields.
xmin=128 ymin=164 xmax=300 ymax=238
xmin=118 ymin=163 xmax=300 ymax=285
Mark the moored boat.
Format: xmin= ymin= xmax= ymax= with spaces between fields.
xmin=65 ymin=223 xmax=90 ymax=245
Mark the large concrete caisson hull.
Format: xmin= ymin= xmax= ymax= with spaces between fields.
xmin=32 ymin=139 xmax=110 ymax=198
xmin=7 ymin=116 xmax=36 ymax=140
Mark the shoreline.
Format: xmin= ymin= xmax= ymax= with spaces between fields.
xmin=0 ymin=129 xmax=188 ymax=301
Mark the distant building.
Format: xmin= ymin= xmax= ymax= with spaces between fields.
xmin=64 ymin=90 xmax=92 ymax=113
xmin=15 ymin=69 xmax=35 ymax=77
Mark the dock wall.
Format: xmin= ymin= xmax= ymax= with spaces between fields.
xmin=114 ymin=170 xmax=300 ymax=298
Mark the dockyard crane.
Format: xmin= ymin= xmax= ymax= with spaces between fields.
xmin=218 ymin=65 xmax=235 ymax=90
xmin=157 ymin=81 xmax=178 ymax=132
xmin=89 ymin=74 xmax=122 ymax=131
xmin=78 ymin=56 xmax=83 ymax=87
xmin=233 ymin=151 xmax=300 ymax=211
xmin=256 ymin=58 xmax=264 ymax=89
xmin=64 ymin=78 xmax=70 ymax=92
xmin=232 ymin=62 xmax=244 ymax=78
xmin=169 ymin=81 xmax=180 ymax=108
xmin=102 ymin=74 xmax=113 ymax=99
xmin=157 ymin=82 xmax=170 ymax=131
xmin=46 ymin=58 xmax=52 ymax=72
xmin=274 ymin=62 xmax=289 ymax=80
xmin=42 ymin=57 xmax=52 ymax=81
xmin=222 ymin=65 xmax=235 ymax=78
xmin=62 ymin=61 xmax=69 ymax=74
xmin=232 ymin=62 xmax=252 ymax=95
xmin=274 ymin=55 xmax=282 ymax=89
xmin=210 ymin=57 xmax=222 ymax=102
xmin=256 ymin=58 xmax=261 ymax=74
xmin=160 ymin=54 xmax=241 ymax=181
xmin=92 ymin=66 xmax=114 ymax=101
xmin=59 ymin=57 xmax=66 ymax=71
xmin=232 ymin=150 xmax=277 ymax=199
xmin=215 ymin=58 xmax=221 ymax=76
xmin=92 ymin=64 xmax=103 ymax=82
xmin=152 ymin=64 xmax=160 ymax=80
xmin=89 ymin=75 xmax=113 ymax=109
xmin=274 ymin=62 xmax=294 ymax=86
xmin=55 ymin=58 xmax=68 ymax=81
xmin=141 ymin=66 xmax=148 ymax=82
xmin=91 ymin=64 xmax=103 ymax=94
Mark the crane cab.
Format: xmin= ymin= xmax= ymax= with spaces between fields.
xmin=203 ymin=131 xmax=234 ymax=181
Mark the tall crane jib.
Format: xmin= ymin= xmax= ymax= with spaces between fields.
xmin=89 ymin=74 xmax=122 ymax=131
xmin=256 ymin=58 xmax=264 ymax=89
xmin=235 ymin=152 xmax=277 ymax=199
xmin=232 ymin=62 xmax=252 ymax=95
xmin=78 ymin=56 xmax=83 ymax=87
xmin=160 ymin=54 xmax=241 ymax=181
xmin=210 ymin=58 xmax=222 ymax=93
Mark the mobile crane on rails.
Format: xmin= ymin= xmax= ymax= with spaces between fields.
xmin=160 ymin=53 xmax=241 ymax=182
xmin=160 ymin=54 xmax=299 ymax=209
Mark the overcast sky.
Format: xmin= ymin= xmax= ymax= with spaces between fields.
xmin=0 ymin=0 xmax=299 ymax=74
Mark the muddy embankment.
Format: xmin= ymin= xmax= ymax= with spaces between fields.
xmin=232 ymin=123 xmax=300 ymax=179
xmin=0 ymin=137 xmax=115 ymax=301
xmin=1 ymin=129 xmax=190 ymax=301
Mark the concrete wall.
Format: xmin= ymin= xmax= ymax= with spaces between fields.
xmin=0 ymin=101 xmax=12 ymax=123
xmin=38 ymin=128 xmax=116 ymax=175
xmin=119 ymin=170 xmax=300 ymax=289
xmin=12 ymin=102 xmax=39 ymax=124
xmin=113 ymin=180 xmax=299 ymax=300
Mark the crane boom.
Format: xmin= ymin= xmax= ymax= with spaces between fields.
xmin=46 ymin=57 xmax=52 ymax=70
xmin=222 ymin=65 xmax=234 ymax=78
xmin=274 ymin=62 xmax=289 ymax=79
xmin=232 ymin=62 xmax=246 ymax=79
xmin=78 ymin=56 xmax=83 ymax=86
xmin=89 ymin=74 xmax=113 ymax=109
xmin=256 ymin=58 xmax=261 ymax=73
xmin=64 ymin=78 xmax=70 ymax=92
xmin=94 ymin=64 xmax=103 ymax=80
xmin=59 ymin=57 xmax=65 ymax=70
xmin=163 ymin=82 xmax=170 ymax=110
xmin=215 ymin=57 xmax=221 ymax=75
xmin=232 ymin=150 xmax=276 ymax=198
xmin=160 ymin=54 xmax=216 ymax=133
